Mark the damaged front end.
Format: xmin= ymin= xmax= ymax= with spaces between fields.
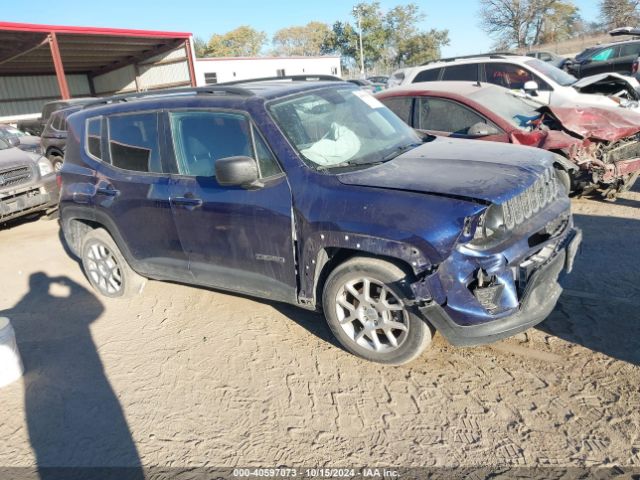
xmin=573 ymin=73 xmax=640 ymax=108
xmin=411 ymin=167 xmax=582 ymax=346
xmin=541 ymin=106 xmax=640 ymax=198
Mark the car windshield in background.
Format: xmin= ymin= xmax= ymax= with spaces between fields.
xmin=0 ymin=126 xmax=28 ymax=139
xmin=269 ymin=87 xmax=421 ymax=170
xmin=0 ymin=138 xmax=9 ymax=150
xmin=470 ymin=88 xmax=542 ymax=130
xmin=525 ymin=58 xmax=577 ymax=86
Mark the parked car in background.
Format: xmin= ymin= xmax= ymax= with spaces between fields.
xmin=58 ymin=78 xmax=580 ymax=365
xmin=346 ymin=78 xmax=384 ymax=93
xmin=41 ymin=105 xmax=84 ymax=172
xmin=367 ymin=75 xmax=389 ymax=85
xmin=377 ymin=81 xmax=640 ymax=199
xmin=525 ymin=50 xmax=567 ymax=69
xmin=565 ymin=37 xmax=640 ymax=79
xmin=387 ymin=53 xmax=640 ymax=110
xmin=0 ymin=137 xmax=58 ymax=224
xmin=16 ymin=97 xmax=94 ymax=137
xmin=0 ymin=124 xmax=41 ymax=154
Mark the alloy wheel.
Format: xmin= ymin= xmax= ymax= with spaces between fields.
xmin=85 ymin=241 xmax=123 ymax=295
xmin=335 ymin=277 xmax=409 ymax=353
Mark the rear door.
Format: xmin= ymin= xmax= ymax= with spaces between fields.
xmin=613 ymin=42 xmax=640 ymax=75
xmin=90 ymin=111 xmax=189 ymax=279
xmin=167 ymin=109 xmax=297 ymax=303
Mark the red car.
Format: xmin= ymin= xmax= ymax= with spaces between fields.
xmin=376 ymin=81 xmax=640 ymax=199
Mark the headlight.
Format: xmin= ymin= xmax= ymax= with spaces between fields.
xmin=469 ymin=204 xmax=508 ymax=245
xmin=37 ymin=157 xmax=53 ymax=176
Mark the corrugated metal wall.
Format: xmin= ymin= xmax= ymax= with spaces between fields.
xmin=1 ymin=43 xmax=192 ymax=122
xmin=0 ymin=74 xmax=90 ymax=121
xmin=93 ymin=45 xmax=190 ymax=95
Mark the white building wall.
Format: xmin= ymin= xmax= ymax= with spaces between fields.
xmin=195 ymin=57 xmax=342 ymax=85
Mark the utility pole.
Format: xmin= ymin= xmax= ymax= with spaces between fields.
xmin=353 ymin=6 xmax=366 ymax=78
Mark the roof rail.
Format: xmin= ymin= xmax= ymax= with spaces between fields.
xmin=220 ymin=74 xmax=344 ymax=85
xmin=421 ymin=52 xmax=519 ymax=66
xmin=83 ymin=85 xmax=255 ymax=109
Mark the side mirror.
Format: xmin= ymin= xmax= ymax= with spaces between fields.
xmin=468 ymin=122 xmax=500 ymax=137
xmin=7 ymin=136 xmax=20 ymax=148
xmin=523 ymin=80 xmax=539 ymax=96
xmin=216 ymin=156 xmax=262 ymax=189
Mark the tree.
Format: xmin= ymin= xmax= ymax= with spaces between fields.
xmin=207 ymin=26 xmax=267 ymax=57
xmin=272 ymin=22 xmax=331 ymax=56
xmin=479 ymin=0 xmax=580 ymax=49
xmin=192 ymin=36 xmax=209 ymax=58
xmin=600 ymin=0 xmax=640 ymax=29
xmin=323 ymin=2 xmax=448 ymax=71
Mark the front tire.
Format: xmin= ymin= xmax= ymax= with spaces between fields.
xmin=81 ymin=228 xmax=146 ymax=299
xmin=322 ymin=257 xmax=433 ymax=365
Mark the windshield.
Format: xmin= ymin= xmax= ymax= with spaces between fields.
xmin=0 ymin=126 xmax=27 ymax=139
xmin=469 ymin=87 xmax=542 ymax=130
xmin=269 ymin=87 xmax=422 ymax=170
xmin=525 ymin=58 xmax=577 ymax=86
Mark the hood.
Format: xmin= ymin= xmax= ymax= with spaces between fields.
xmin=572 ymin=73 xmax=640 ymax=105
xmin=573 ymin=72 xmax=640 ymax=90
xmin=337 ymin=137 xmax=550 ymax=205
xmin=0 ymin=146 xmax=38 ymax=169
xmin=542 ymin=105 xmax=640 ymax=142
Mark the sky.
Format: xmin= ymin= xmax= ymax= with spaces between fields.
xmin=1 ymin=0 xmax=602 ymax=57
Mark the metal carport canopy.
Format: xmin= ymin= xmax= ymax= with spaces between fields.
xmin=0 ymin=21 xmax=196 ymax=99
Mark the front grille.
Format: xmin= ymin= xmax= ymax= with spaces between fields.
xmin=501 ymin=167 xmax=560 ymax=230
xmin=0 ymin=166 xmax=32 ymax=190
xmin=604 ymin=139 xmax=640 ymax=163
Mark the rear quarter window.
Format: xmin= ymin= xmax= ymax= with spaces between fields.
xmin=413 ymin=68 xmax=442 ymax=83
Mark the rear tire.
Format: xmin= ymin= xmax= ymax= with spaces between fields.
xmin=81 ymin=228 xmax=145 ymax=299
xmin=322 ymin=256 xmax=433 ymax=365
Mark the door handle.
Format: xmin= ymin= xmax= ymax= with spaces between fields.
xmin=96 ymin=186 xmax=119 ymax=197
xmin=171 ymin=197 xmax=203 ymax=209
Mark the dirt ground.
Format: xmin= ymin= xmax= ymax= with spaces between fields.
xmin=0 ymin=188 xmax=639 ymax=474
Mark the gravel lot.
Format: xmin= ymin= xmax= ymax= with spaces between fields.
xmin=0 ymin=189 xmax=639 ymax=473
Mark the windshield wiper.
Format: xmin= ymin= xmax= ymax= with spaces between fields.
xmin=381 ymin=142 xmax=422 ymax=162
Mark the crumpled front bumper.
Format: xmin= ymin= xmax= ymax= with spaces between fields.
xmin=415 ymin=198 xmax=582 ymax=346
xmin=0 ymin=173 xmax=59 ymax=222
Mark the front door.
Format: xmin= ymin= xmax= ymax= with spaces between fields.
xmin=167 ymin=110 xmax=297 ymax=303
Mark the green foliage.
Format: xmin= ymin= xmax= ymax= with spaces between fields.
xmin=207 ymin=26 xmax=267 ymax=57
xmin=323 ymin=2 xmax=449 ymax=70
xmin=272 ymin=22 xmax=332 ymax=56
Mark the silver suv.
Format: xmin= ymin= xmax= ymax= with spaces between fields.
xmin=388 ymin=53 xmax=640 ymax=110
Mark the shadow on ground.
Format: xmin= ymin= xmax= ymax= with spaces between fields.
xmin=1 ymin=272 xmax=143 ymax=480
xmin=537 ymin=213 xmax=640 ymax=366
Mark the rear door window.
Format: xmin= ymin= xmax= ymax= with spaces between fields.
xmin=107 ymin=112 xmax=162 ymax=173
xmin=442 ymin=64 xmax=478 ymax=81
xmin=619 ymin=43 xmax=640 ymax=58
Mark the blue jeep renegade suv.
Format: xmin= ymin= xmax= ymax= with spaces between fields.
xmin=59 ymin=77 xmax=581 ymax=365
